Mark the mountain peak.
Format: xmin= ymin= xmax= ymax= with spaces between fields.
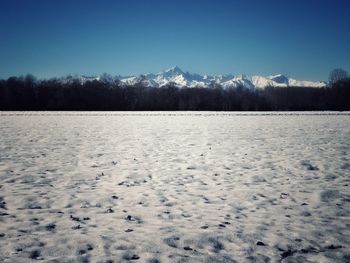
xmin=164 ymin=65 xmax=183 ymax=74
xmin=269 ymin=74 xmax=289 ymax=84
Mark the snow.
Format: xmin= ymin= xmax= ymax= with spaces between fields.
xmin=252 ymin=75 xmax=276 ymax=88
xmin=120 ymin=76 xmax=138 ymax=85
xmin=59 ymin=66 xmax=326 ymax=89
xmin=164 ymin=65 xmax=183 ymax=74
xmin=0 ymin=111 xmax=349 ymax=262
xmin=269 ymin=74 xmax=289 ymax=84
xmin=288 ymin=78 xmax=327 ymax=88
xmin=117 ymin=67 xmax=328 ymax=89
xmin=222 ymin=76 xmax=255 ymax=90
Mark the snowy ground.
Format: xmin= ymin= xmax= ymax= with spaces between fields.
xmin=0 ymin=112 xmax=349 ymax=263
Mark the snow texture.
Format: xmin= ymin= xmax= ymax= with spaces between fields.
xmin=0 ymin=111 xmax=349 ymax=262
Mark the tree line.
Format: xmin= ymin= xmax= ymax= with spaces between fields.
xmin=0 ymin=74 xmax=349 ymax=111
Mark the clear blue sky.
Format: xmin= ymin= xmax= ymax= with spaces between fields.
xmin=1 ymin=0 xmax=349 ymax=81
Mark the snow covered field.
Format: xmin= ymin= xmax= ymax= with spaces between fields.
xmin=0 ymin=112 xmax=349 ymax=263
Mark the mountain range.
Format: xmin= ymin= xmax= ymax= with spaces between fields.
xmin=64 ymin=66 xmax=327 ymax=89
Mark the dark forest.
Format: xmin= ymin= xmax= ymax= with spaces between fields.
xmin=0 ymin=76 xmax=349 ymax=111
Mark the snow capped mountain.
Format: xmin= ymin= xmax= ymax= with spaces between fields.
xmin=251 ymin=75 xmax=288 ymax=88
xmin=270 ymin=74 xmax=289 ymax=85
xmin=251 ymin=74 xmax=326 ymax=89
xmin=159 ymin=65 xmax=184 ymax=78
xmin=117 ymin=66 xmax=326 ymax=89
xmin=221 ymin=75 xmax=255 ymax=90
xmin=59 ymin=66 xmax=327 ymax=89
xmin=287 ymin=78 xmax=327 ymax=88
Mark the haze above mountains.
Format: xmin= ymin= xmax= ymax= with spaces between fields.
xmin=64 ymin=66 xmax=327 ymax=89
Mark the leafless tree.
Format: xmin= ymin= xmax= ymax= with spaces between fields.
xmin=329 ymin=68 xmax=348 ymax=86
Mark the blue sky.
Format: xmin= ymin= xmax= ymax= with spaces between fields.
xmin=0 ymin=0 xmax=349 ymax=81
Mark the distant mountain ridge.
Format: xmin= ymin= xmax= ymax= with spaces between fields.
xmin=61 ymin=66 xmax=327 ymax=89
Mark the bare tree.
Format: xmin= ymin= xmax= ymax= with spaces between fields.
xmin=329 ymin=68 xmax=348 ymax=87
